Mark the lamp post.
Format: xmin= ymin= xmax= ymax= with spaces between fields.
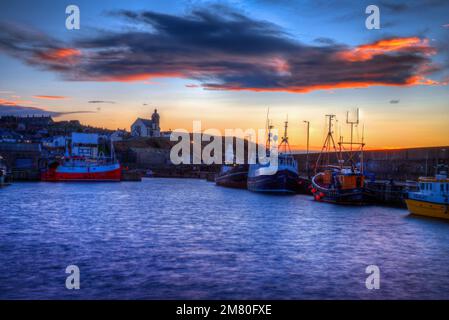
xmin=303 ymin=120 xmax=310 ymax=178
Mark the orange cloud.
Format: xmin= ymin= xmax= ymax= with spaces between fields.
xmin=0 ymin=15 xmax=442 ymax=94
xmin=336 ymin=37 xmax=436 ymax=62
xmin=0 ymin=98 xmax=17 ymax=106
xmin=33 ymin=95 xmax=68 ymax=100
xmin=37 ymin=48 xmax=81 ymax=62
xmin=97 ymin=72 xmax=183 ymax=82
xmin=205 ymin=76 xmax=439 ymax=93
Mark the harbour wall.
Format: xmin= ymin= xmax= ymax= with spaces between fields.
xmin=1 ymin=139 xmax=448 ymax=181
xmin=293 ymin=146 xmax=449 ymax=180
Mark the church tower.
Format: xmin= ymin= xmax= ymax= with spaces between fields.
xmin=151 ymin=109 xmax=160 ymax=131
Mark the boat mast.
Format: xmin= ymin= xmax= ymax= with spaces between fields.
xmin=346 ymin=108 xmax=359 ymax=169
xmin=265 ymin=107 xmax=270 ymax=151
xmin=303 ymin=120 xmax=310 ymax=178
xmin=264 ymin=107 xmax=275 ymax=155
xmin=361 ymin=124 xmax=365 ymax=174
xmin=315 ymin=114 xmax=339 ymax=173
xmin=280 ymin=116 xmax=291 ymax=154
xmin=110 ymin=138 xmax=115 ymax=162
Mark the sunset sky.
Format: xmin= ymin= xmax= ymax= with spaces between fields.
xmin=0 ymin=0 xmax=448 ymax=150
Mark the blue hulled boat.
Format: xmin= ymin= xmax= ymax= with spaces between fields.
xmin=247 ymin=119 xmax=299 ymax=194
xmin=247 ymin=154 xmax=298 ymax=194
xmin=215 ymin=164 xmax=249 ymax=189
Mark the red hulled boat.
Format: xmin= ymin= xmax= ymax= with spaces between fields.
xmin=42 ymin=133 xmax=121 ymax=182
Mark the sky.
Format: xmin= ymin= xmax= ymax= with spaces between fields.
xmin=0 ymin=0 xmax=448 ymax=150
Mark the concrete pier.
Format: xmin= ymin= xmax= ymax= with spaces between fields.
xmin=294 ymin=146 xmax=449 ymax=181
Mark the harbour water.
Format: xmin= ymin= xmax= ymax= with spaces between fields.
xmin=1 ymin=179 xmax=448 ymax=299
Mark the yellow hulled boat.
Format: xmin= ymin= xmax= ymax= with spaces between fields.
xmin=405 ymin=171 xmax=449 ymax=220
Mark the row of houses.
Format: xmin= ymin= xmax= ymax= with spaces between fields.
xmin=0 ymin=109 xmax=172 ymax=144
xmin=0 ymin=109 xmax=173 ymax=180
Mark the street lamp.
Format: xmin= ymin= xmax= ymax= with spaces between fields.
xmin=303 ymin=120 xmax=310 ymax=178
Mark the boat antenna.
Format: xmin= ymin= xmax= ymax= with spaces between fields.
xmin=346 ymin=108 xmax=359 ymax=153
xmin=339 ymin=108 xmax=365 ymax=172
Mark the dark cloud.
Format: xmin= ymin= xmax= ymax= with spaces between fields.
xmin=379 ymin=1 xmax=409 ymax=13
xmin=314 ymin=37 xmax=336 ymax=45
xmin=390 ymin=99 xmax=400 ymax=104
xmin=0 ymin=7 xmax=444 ymax=93
xmin=0 ymin=104 xmax=95 ymax=117
xmin=88 ymin=100 xmax=115 ymax=104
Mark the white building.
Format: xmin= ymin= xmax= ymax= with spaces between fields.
xmin=42 ymin=135 xmax=67 ymax=149
xmin=71 ymin=132 xmax=98 ymax=158
xmin=131 ymin=109 xmax=161 ymax=137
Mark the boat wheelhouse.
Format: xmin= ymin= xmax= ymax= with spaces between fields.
xmin=406 ymin=168 xmax=449 ymax=220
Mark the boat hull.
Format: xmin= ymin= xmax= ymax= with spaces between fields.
xmin=42 ymin=163 xmax=121 ymax=182
xmin=312 ymin=188 xmax=367 ymax=205
xmin=215 ymin=171 xmax=248 ymax=189
xmin=405 ymin=199 xmax=449 ymax=220
xmin=247 ymin=169 xmax=298 ymax=194
xmin=311 ymin=171 xmax=370 ymax=205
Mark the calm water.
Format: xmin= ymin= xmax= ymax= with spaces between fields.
xmin=1 ymin=179 xmax=448 ymax=299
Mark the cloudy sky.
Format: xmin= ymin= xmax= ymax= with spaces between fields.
xmin=0 ymin=0 xmax=448 ymax=149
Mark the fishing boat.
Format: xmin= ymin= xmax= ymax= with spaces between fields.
xmin=405 ymin=167 xmax=449 ymax=220
xmin=215 ymin=164 xmax=249 ymax=189
xmin=41 ymin=132 xmax=121 ymax=182
xmin=312 ymin=165 xmax=366 ymax=204
xmin=215 ymin=143 xmax=249 ymax=189
xmin=247 ymin=118 xmax=299 ymax=194
xmin=311 ymin=110 xmax=370 ymax=204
